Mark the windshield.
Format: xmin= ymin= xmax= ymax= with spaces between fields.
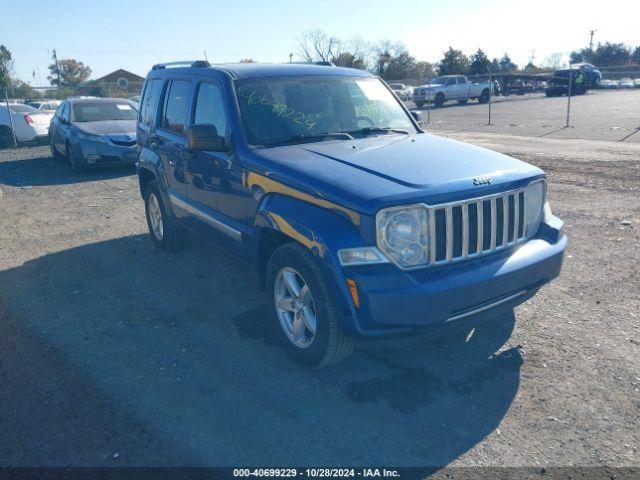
xmin=235 ymin=76 xmax=415 ymax=147
xmin=71 ymin=102 xmax=138 ymax=122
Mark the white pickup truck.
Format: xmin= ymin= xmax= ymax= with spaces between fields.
xmin=412 ymin=75 xmax=492 ymax=108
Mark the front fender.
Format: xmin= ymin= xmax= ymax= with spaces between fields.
xmin=253 ymin=194 xmax=369 ymax=335
xmin=137 ymin=146 xmax=175 ymax=217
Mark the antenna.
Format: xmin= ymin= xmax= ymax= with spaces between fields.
xmin=203 ymin=50 xmax=209 ymax=62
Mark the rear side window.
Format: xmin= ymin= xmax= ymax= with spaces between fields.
xmin=139 ymin=79 xmax=162 ymax=129
xmin=193 ymin=82 xmax=228 ymax=136
xmin=161 ymin=80 xmax=191 ymax=135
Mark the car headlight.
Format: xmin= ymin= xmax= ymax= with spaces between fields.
xmin=76 ymin=131 xmax=106 ymax=143
xmin=376 ymin=205 xmax=429 ymax=269
xmin=525 ymin=180 xmax=546 ymax=236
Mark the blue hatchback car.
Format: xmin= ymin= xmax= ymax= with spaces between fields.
xmin=136 ymin=61 xmax=566 ymax=367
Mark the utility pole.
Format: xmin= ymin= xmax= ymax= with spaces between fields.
xmin=528 ymin=50 xmax=536 ymax=67
xmin=52 ymin=49 xmax=61 ymax=89
xmin=289 ymin=53 xmax=293 ymax=63
xmin=589 ymin=30 xmax=597 ymax=51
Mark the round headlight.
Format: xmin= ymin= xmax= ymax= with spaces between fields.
xmin=386 ymin=211 xmax=421 ymax=249
xmin=377 ymin=205 xmax=430 ymax=269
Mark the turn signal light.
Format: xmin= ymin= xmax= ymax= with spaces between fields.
xmin=346 ymin=278 xmax=360 ymax=308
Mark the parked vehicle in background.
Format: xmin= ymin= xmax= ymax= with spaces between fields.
xmin=601 ymin=79 xmax=619 ymax=89
xmin=26 ymin=100 xmax=61 ymax=113
xmin=0 ymin=103 xmax=53 ymax=148
xmin=412 ymin=75 xmax=491 ymax=107
xmin=634 ymin=79 xmax=640 ymax=88
xmin=135 ymin=61 xmax=565 ymax=367
xmin=49 ymin=98 xmax=138 ymax=172
xmin=546 ymin=63 xmax=601 ymax=98
xmin=388 ymin=83 xmax=412 ymax=101
xmin=504 ymin=79 xmax=533 ymax=96
xmin=619 ymin=78 xmax=634 ymax=89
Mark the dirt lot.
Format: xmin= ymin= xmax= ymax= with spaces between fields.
xmin=0 ymin=122 xmax=639 ymax=467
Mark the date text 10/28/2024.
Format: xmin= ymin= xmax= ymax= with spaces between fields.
xmin=233 ymin=468 xmax=401 ymax=478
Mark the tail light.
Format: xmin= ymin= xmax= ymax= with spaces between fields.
xmin=24 ymin=114 xmax=34 ymax=125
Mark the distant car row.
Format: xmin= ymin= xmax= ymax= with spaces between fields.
xmin=601 ymin=78 xmax=640 ymax=89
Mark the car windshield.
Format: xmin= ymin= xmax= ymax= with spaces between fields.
xmin=71 ymin=102 xmax=138 ymax=122
xmin=389 ymin=84 xmax=404 ymax=89
xmin=235 ymin=76 xmax=415 ymax=147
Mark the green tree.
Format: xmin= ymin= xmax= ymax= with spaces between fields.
xmin=0 ymin=45 xmax=13 ymax=90
xmin=48 ymin=58 xmax=92 ymax=87
xmin=414 ymin=61 xmax=434 ymax=80
xmin=437 ymin=47 xmax=469 ymax=75
xmin=633 ymin=46 xmax=640 ymax=64
xmin=468 ymin=49 xmax=490 ymax=75
xmin=571 ymin=42 xmax=631 ymax=66
xmin=332 ymin=51 xmax=368 ymax=70
xmin=498 ymin=53 xmax=517 ymax=73
xmin=373 ymin=41 xmax=417 ymax=79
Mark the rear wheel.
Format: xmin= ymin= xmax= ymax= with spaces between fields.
xmin=434 ymin=92 xmax=445 ymax=108
xmin=478 ymin=89 xmax=490 ymax=104
xmin=266 ymin=243 xmax=353 ymax=368
xmin=144 ymin=180 xmax=186 ymax=251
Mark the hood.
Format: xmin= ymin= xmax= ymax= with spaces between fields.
xmin=251 ymin=133 xmax=544 ymax=215
xmin=74 ymin=120 xmax=136 ymax=136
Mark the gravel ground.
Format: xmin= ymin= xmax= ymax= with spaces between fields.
xmin=0 ymin=131 xmax=638 ymax=469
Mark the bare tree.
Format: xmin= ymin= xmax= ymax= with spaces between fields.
xmin=297 ymin=29 xmax=342 ymax=63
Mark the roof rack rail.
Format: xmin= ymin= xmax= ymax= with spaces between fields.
xmin=152 ymin=60 xmax=211 ymax=70
xmin=290 ymin=61 xmax=336 ymax=67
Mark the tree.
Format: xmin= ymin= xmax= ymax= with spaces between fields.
xmin=437 ymin=47 xmax=469 ymax=75
xmin=570 ymin=42 xmax=631 ymax=66
xmin=332 ymin=52 xmax=367 ymax=70
xmin=372 ymin=40 xmax=414 ymax=78
xmin=633 ymin=46 xmax=640 ymax=65
xmin=498 ymin=53 xmax=517 ymax=73
xmin=414 ymin=61 xmax=434 ymax=80
xmin=12 ymin=80 xmax=39 ymax=100
xmin=468 ymin=49 xmax=490 ymax=75
xmin=48 ymin=58 xmax=91 ymax=87
xmin=0 ymin=45 xmax=13 ymax=90
xmin=239 ymin=58 xmax=256 ymax=63
xmin=297 ymin=30 xmax=341 ymax=63
xmin=542 ymin=52 xmax=565 ymax=70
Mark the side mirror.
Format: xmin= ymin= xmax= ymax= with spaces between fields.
xmin=410 ymin=110 xmax=422 ymax=122
xmin=59 ymin=117 xmax=68 ymax=125
xmin=186 ymin=124 xmax=226 ymax=152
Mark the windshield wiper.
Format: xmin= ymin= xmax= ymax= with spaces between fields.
xmin=345 ymin=127 xmax=410 ymax=136
xmin=265 ymin=132 xmax=354 ymax=147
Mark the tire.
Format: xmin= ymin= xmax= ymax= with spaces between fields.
xmin=266 ymin=243 xmax=354 ymax=368
xmin=143 ymin=180 xmax=186 ymax=252
xmin=478 ymin=89 xmax=490 ymax=104
xmin=415 ymin=101 xmax=424 ymax=108
xmin=0 ymin=127 xmax=15 ymax=149
xmin=67 ymin=141 xmax=86 ymax=173
xmin=50 ymin=136 xmax=63 ymax=160
xmin=434 ymin=93 xmax=445 ymax=108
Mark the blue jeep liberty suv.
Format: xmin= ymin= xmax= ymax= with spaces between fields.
xmin=136 ymin=61 xmax=566 ymax=367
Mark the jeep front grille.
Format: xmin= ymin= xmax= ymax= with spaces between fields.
xmin=429 ymin=188 xmax=527 ymax=265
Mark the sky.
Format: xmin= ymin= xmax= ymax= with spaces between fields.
xmin=4 ymin=0 xmax=639 ymax=86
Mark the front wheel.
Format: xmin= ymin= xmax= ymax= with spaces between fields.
xmin=266 ymin=243 xmax=353 ymax=368
xmin=434 ymin=93 xmax=445 ymax=108
xmin=143 ymin=180 xmax=186 ymax=251
xmin=478 ymin=89 xmax=490 ymax=104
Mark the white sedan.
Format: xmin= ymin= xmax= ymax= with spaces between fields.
xmin=0 ymin=103 xmax=54 ymax=148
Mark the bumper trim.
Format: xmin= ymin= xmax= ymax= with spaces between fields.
xmin=446 ymin=289 xmax=528 ymax=323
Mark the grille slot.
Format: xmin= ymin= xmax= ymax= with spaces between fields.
xmin=429 ymin=189 xmax=528 ymax=265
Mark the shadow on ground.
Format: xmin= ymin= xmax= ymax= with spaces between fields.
xmin=0 ymin=234 xmax=523 ymax=466
xmin=0 ymin=151 xmax=134 ymax=187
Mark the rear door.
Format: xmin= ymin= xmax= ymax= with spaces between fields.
xmin=154 ymin=78 xmax=193 ymax=198
xmin=52 ymin=102 xmax=70 ymax=153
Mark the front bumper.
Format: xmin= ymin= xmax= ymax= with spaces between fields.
xmin=78 ymin=140 xmax=138 ymax=166
xmin=340 ymin=216 xmax=566 ymax=337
